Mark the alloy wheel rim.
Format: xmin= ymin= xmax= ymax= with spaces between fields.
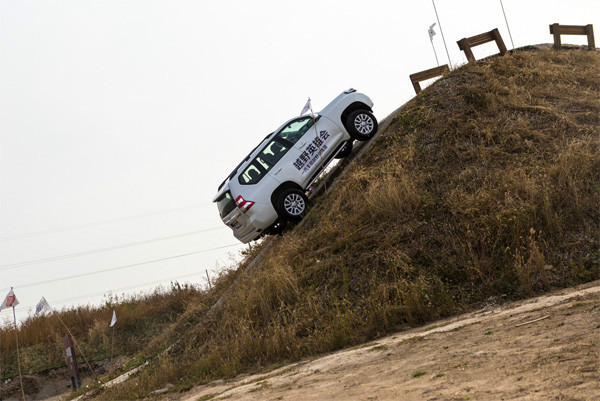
xmin=354 ymin=114 xmax=374 ymax=134
xmin=284 ymin=194 xmax=305 ymax=216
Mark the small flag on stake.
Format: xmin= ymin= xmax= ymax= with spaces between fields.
xmin=428 ymin=23 xmax=437 ymax=40
xmin=1 ymin=288 xmax=19 ymax=311
xmin=2 ymin=288 xmax=26 ymax=400
xmin=109 ymin=310 xmax=117 ymax=327
xmin=35 ymin=297 xmax=52 ymax=316
xmin=301 ymin=97 xmax=311 ymax=116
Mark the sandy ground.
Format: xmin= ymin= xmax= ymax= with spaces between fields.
xmin=168 ymin=282 xmax=599 ymax=401
xmin=7 ymin=282 xmax=597 ymax=400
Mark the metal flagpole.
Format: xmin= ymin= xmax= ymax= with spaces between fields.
xmin=310 ymin=104 xmax=326 ymax=192
xmin=110 ymin=325 xmax=115 ymax=370
xmin=430 ymin=36 xmax=440 ymax=66
xmin=206 ymin=270 xmax=212 ymax=290
xmin=12 ymin=306 xmax=26 ymax=401
xmin=432 ymin=0 xmax=452 ymax=67
xmin=499 ymin=0 xmax=515 ymax=49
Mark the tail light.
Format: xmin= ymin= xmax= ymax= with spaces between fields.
xmin=235 ymin=195 xmax=255 ymax=212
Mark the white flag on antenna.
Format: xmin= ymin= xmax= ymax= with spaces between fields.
xmin=428 ymin=23 xmax=437 ymax=40
xmin=109 ymin=310 xmax=117 ymax=327
xmin=1 ymin=288 xmax=19 ymax=311
xmin=35 ymin=297 xmax=52 ymax=316
xmin=301 ymin=97 xmax=311 ymax=116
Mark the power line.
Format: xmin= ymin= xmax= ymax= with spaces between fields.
xmin=11 ymin=271 xmax=208 ymax=314
xmin=1 ymin=203 xmax=213 ymax=242
xmin=1 ymin=226 xmax=227 ymax=270
xmin=0 ymin=243 xmax=241 ymax=292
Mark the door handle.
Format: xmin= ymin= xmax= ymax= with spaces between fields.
xmin=274 ymin=168 xmax=282 ymax=175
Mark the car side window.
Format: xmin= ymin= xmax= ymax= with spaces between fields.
xmin=276 ymin=116 xmax=315 ymax=145
xmin=238 ymin=141 xmax=290 ymax=185
xmin=260 ymin=140 xmax=288 ymax=166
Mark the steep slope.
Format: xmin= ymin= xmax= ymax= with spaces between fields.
xmin=96 ymin=46 xmax=599 ymax=400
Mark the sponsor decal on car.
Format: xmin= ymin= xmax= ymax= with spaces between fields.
xmin=293 ymin=130 xmax=330 ymax=174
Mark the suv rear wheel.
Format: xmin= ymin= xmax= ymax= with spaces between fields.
xmin=347 ymin=109 xmax=378 ymax=141
xmin=277 ymin=188 xmax=308 ymax=221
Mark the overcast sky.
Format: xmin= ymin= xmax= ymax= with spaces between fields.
xmin=1 ymin=0 xmax=598 ymax=322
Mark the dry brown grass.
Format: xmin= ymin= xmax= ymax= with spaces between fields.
xmin=93 ymin=48 xmax=599 ymax=400
xmin=6 ymin=48 xmax=600 ymax=400
xmin=0 ymin=283 xmax=203 ymax=379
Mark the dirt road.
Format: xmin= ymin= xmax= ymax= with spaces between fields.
xmin=173 ymin=282 xmax=599 ymax=401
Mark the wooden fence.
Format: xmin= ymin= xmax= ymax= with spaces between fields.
xmin=409 ymin=64 xmax=450 ymax=94
xmin=549 ymin=23 xmax=595 ymax=50
xmin=407 ymin=23 xmax=596 ymax=99
xmin=457 ymin=28 xmax=507 ymax=63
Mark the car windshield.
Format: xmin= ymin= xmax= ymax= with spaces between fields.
xmin=216 ymin=191 xmax=236 ymax=217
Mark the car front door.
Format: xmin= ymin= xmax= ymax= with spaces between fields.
xmin=274 ymin=115 xmax=342 ymax=188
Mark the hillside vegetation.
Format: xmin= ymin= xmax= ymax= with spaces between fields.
xmin=0 ymin=285 xmax=202 ymax=379
xmin=2 ymin=47 xmax=599 ymax=400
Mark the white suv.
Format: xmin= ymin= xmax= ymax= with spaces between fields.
xmin=213 ymin=89 xmax=377 ymax=243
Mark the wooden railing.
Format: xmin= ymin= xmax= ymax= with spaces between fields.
xmin=407 ymin=23 xmax=596 ymax=100
xmin=549 ymin=24 xmax=595 ymax=50
xmin=409 ymin=64 xmax=450 ymax=94
xmin=457 ymin=28 xmax=508 ymax=63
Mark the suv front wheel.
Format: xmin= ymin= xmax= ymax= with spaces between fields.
xmin=347 ymin=109 xmax=378 ymax=141
xmin=277 ymin=188 xmax=308 ymax=221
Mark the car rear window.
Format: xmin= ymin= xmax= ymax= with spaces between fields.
xmin=216 ymin=191 xmax=236 ymax=218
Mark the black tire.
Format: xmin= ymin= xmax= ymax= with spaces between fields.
xmin=276 ymin=188 xmax=308 ymax=221
xmin=334 ymin=140 xmax=353 ymax=159
xmin=346 ymin=109 xmax=378 ymax=141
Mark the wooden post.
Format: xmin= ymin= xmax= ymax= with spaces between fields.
xmin=586 ymin=24 xmax=595 ymax=49
xmin=491 ymin=28 xmax=508 ymax=55
xmin=411 ymin=80 xmax=422 ymax=94
xmin=458 ymin=38 xmax=475 ymax=62
xmin=551 ymin=23 xmax=562 ymax=49
xmin=54 ymin=313 xmax=99 ymax=383
xmin=62 ymin=335 xmax=82 ymax=390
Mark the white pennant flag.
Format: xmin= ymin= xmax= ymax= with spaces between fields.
xmin=301 ymin=97 xmax=311 ymax=116
xmin=1 ymin=288 xmax=19 ymax=311
xmin=109 ymin=310 xmax=117 ymax=327
xmin=35 ymin=297 xmax=52 ymax=316
xmin=428 ymin=23 xmax=437 ymax=40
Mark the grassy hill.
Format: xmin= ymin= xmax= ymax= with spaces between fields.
xmin=2 ymin=46 xmax=598 ymax=400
